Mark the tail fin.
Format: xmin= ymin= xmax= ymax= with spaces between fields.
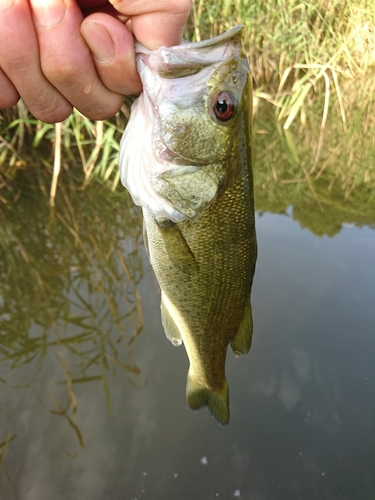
xmin=186 ymin=374 xmax=229 ymax=425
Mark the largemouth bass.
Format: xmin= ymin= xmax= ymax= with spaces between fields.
xmin=119 ymin=26 xmax=257 ymax=425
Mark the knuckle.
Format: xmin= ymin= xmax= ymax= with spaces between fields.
xmin=5 ymin=52 xmax=32 ymax=73
xmin=40 ymin=50 xmax=91 ymax=87
xmin=41 ymin=58 xmax=78 ymax=86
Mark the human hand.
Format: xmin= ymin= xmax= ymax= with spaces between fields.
xmin=0 ymin=0 xmax=191 ymax=123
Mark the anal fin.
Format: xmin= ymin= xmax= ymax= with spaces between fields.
xmin=230 ymin=302 xmax=253 ymax=358
xmin=161 ymin=293 xmax=182 ymax=346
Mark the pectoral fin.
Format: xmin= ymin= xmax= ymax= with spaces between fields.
xmin=186 ymin=373 xmax=229 ymax=426
xmin=156 ymin=218 xmax=199 ymax=273
xmin=161 ymin=293 xmax=182 ymax=346
xmin=230 ymin=302 xmax=253 ymax=357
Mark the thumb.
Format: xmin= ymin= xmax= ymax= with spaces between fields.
xmin=108 ymin=0 xmax=191 ymax=49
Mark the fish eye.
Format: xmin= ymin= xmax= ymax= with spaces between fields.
xmin=212 ymin=91 xmax=237 ymax=122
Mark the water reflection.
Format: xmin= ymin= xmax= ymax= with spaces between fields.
xmin=253 ymin=95 xmax=375 ymax=235
xmin=0 ymin=181 xmax=145 ymax=458
xmin=0 ymin=97 xmax=375 ymax=498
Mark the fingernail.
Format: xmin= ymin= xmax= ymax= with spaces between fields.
xmin=82 ymin=22 xmax=115 ymax=64
xmin=0 ymin=0 xmax=15 ymax=12
xmin=31 ymin=0 xmax=66 ymax=27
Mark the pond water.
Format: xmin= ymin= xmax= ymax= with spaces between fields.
xmin=0 ymin=102 xmax=375 ymax=499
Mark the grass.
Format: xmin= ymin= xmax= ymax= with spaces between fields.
xmin=187 ymin=0 xmax=375 ymax=80
xmin=0 ymin=100 xmax=132 ymax=205
xmin=0 ymin=0 xmax=375 ymax=198
xmin=187 ymin=0 xmax=375 ymax=132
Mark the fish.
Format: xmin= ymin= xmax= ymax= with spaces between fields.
xmin=119 ymin=26 xmax=257 ymax=425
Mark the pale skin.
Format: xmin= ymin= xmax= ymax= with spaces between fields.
xmin=0 ymin=0 xmax=191 ymax=123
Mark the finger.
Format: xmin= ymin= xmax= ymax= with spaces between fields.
xmin=30 ymin=0 xmax=124 ymax=121
xmin=0 ymin=68 xmax=20 ymax=109
xmin=0 ymin=0 xmax=72 ymax=122
xmin=81 ymin=13 xmax=142 ymax=95
xmin=109 ymin=0 xmax=191 ymax=49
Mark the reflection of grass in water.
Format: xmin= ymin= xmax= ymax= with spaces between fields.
xmin=254 ymin=81 xmax=375 ymax=236
xmin=0 ymin=410 xmax=17 ymax=484
xmin=0 ymin=174 xmax=145 ymax=453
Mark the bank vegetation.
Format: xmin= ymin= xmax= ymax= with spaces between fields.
xmin=1 ymin=0 xmax=374 ymax=211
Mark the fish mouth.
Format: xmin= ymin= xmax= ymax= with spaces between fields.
xmin=135 ymin=26 xmax=245 ymax=79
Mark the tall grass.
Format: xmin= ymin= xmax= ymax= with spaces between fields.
xmin=187 ymin=0 xmax=375 ymax=132
xmin=0 ymin=0 xmax=374 ymax=197
xmin=0 ymin=100 xmax=132 ymax=204
xmin=187 ymin=0 xmax=375 ymax=82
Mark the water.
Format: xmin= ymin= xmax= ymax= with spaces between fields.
xmin=1 ymin=106 xmax=375 ymax=499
